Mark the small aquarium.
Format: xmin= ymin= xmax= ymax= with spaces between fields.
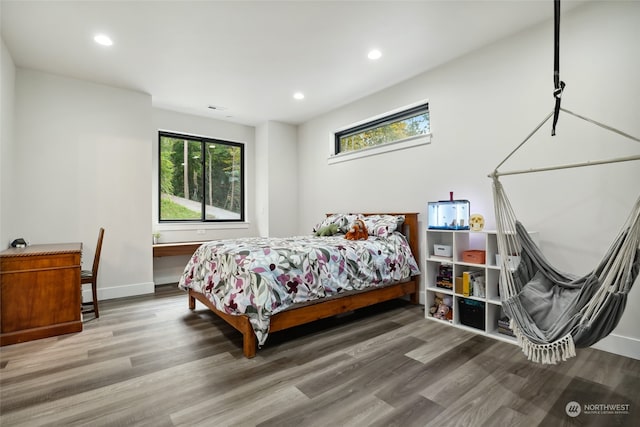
xmin=428 ymin=199 xmax=470 ymax=230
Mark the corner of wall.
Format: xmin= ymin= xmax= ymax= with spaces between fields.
xmin=0 ymin=38 xmax=16 ymax=247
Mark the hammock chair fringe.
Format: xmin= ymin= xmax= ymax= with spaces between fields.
xmin=510 ymin=319 xmax=576 ymax=364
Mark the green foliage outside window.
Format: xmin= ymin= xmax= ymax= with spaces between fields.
xmin=337 ymin=104 xmax=430 ymax=154
xmin=159 ymin=132 xmax=244 ymax=222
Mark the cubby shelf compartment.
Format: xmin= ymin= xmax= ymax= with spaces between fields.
xmin=424 ymin=229 xmax=538 ymax=344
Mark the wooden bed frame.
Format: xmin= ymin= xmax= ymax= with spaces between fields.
xmin=188 ymin=212 xmax=420 ymax=358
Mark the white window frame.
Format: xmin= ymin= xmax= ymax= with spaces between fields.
xmin=328 ymin=100 xmax=431 ymax=165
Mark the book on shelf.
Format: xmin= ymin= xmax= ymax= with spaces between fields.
xmin=436 ymin=264 xmax=453 ymax=290
xmin=436 ymin=278 xmax=453 ymax=289
xmin=471 ymin=273 xmax=485 ymax=298
xmin=459 ymin=270 xmax=484 ymax=297
xmin=498 ymin=327 xmax=516 ymax=337
xmin=497 ymin=317 xmax=515 ymax=337
xmin=497 ymin=317 xmax=511 ymax=329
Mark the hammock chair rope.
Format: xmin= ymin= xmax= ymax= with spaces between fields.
xmin=490 ymin=108 xmax=640 ymax=179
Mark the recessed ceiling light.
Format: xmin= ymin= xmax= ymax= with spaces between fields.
xmin=368 ymin=49 xmax=382 ymax=60
xmin=94 ymin=34 xmax=113 ymax=46
xmin=293 ymin=92 xmax=305 ymax=100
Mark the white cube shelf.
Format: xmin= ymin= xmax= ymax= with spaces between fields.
xmin=424 ymin=228 xmax=538 ymax=344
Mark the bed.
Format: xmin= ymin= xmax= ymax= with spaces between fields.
xmin=178 ymin=212 xmax=421 ymax=358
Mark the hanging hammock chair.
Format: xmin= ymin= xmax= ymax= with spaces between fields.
xmin=492 ymin=163 xmax=640 ymax=364
xmin=489 ymin=0 xmax=640 ymax=364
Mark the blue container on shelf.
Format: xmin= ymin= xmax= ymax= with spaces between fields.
xmin=428 ymin=192 xmax=470 ymax=230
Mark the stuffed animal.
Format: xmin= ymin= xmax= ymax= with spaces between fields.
xmin=429 ymin=295 xmax=443 ymax=316
xmin=432 ymin=294 xmax=453 ymax=320
xmin=434 ymin=303 xmax=450 ymax=320
xmin=315 ymin=223 xmax=340 ymax=237
xmin=345 ymin=219 xmax=368 ymax=240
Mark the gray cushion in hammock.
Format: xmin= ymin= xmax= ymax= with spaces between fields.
xmin=505 ymin=221 xmax=639 ymax=347
xmin=516 ymin=270 xmax=580 ymax=332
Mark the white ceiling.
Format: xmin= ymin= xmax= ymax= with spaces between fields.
xmin=1 ymin=0 xmax=587 ymax=126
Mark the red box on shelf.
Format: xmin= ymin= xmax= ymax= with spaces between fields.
xmin=462 ymin=250 xmax=486 ymax=264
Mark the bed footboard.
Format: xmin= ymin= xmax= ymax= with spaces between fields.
xmin=188 ymin=278 xmax=417 ymax=358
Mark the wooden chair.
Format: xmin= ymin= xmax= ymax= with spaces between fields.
xmin=81 ymin=228 xmax=104 ymax=318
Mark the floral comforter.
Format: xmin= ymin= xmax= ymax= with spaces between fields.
xmin=178 ymin=233 xmax=420 ymax=345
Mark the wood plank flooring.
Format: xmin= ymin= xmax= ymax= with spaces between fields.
xmin=1 ymin=285 xmax=638 ymax=426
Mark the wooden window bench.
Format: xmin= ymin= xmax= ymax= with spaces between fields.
xmin=152 ymin=242 xmax=206 ymax=257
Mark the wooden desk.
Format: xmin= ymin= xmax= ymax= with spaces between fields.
xmin=152 ymin=241 xmax=206 ymax=257
xmin=0 ymin=243 xmax=83 ymax=346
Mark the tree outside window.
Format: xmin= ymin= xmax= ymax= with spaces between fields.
xmin=336 ymin=103 xmax=430 ymax=154
xmin=159 ymin=132 xmax=244 ymax=222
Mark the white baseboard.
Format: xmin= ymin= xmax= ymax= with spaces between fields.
xmin=82 ymin=281 xmax=155 ymax=302
xmin=153 ymin=275 xmax=181 ymax=286
xmin=592 ymin=333 xmax=640 ymax=361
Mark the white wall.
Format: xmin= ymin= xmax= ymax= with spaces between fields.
xmin=297 ymin=1 xmax=640 ymax=359
xmin=0 ymin=38 xmax=16 ymax=247
xmin=255 ymin=122 xmax=269 ymax=236
xmin=151 ymin=114 xmax=297 ymax=284
xmin=267 ymin=121 xmax=298 ymax=237
xmin=255 ymin=120 xmax=298 ymax=237
xmin=12 ymin=69 xmax=154 ymax=300
xmin=151 ymin=107 xmax=256 ymax=284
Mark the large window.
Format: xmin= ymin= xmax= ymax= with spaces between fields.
xmin=335 ymin=103 xmax=430 ymax=155
xmin=159 ymin=131 xmax=244 ymax=222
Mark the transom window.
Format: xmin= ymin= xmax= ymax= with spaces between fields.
xmin=335 ymin=103 xmax=430 ymax=155
xmin=159 ymin=131 xmax=244 ymax=222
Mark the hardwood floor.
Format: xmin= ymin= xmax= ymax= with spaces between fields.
xmin=1 ymin=285 xmax=638 ymax=426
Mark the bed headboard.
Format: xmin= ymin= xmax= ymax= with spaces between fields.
xmin=326 ymin=212 xmax=420 ymax=273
